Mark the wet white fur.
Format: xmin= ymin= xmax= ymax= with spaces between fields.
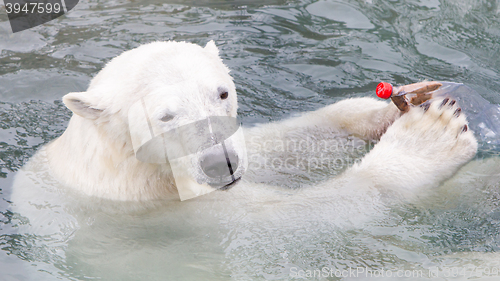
xmin=11 ymin=41 xmax=477 ymax=227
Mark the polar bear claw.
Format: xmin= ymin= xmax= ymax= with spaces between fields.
xmin=349 ymin=98 xmax=478 ymax=194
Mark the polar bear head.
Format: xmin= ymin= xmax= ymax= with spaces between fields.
xmin=60 ymin=41 xmax=246 ymax=198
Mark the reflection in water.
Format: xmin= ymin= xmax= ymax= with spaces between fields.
xmin=1 ymin=0 xmax=500 ymax=280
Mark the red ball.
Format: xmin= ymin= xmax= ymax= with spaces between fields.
xmin=376 ymin=82 xmax=393 ymax=99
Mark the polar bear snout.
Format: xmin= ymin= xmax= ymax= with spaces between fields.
xmin=199 ymin=143 xmax=240 ymax=188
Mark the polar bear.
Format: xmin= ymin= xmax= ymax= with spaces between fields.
xmin=10 ymin=40 xmax=478 ymax=217
xmin=6 ymin=40 xmax=480 ymax=280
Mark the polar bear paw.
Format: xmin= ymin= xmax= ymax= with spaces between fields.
xmin=357 ymin=98 xmax=478 ymax=191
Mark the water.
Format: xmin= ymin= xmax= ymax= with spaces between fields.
xmin=1 ymin=0 xmax=500 ymax=280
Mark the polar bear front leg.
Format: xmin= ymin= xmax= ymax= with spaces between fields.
xmin=347 ymin=98 xmax=478 ymax=193
xmin=311 ymin=97 xmax=401 ymax=140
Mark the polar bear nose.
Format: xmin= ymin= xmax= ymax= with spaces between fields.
xmin=200 ymin=144 xmax=239 ymax=179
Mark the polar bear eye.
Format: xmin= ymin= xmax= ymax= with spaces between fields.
xmin=220 ymin=92 xmax=228 ymax=100
xmin=160 ymin=113 xmax=175 ymax=122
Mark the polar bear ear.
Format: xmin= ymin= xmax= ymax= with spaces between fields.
xmin=63 ymin=92 xmax=104 ymax=120
xmin=204 ymin=40 xmax=219 ymax=56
